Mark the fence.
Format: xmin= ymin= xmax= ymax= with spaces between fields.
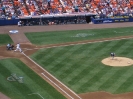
xmin=0 ymin=18 xmax=19 ymax=26
xmin=92 ymin=16 xmax=133 ymax=24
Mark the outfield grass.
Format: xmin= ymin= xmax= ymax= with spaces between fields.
xmin=31 ymin=39 xmax=133 ymax=94
xmin=25 ymin=27 xmax=133 ymax=45
xmin=0 ymin=58 xmax=66 ymax=99
xmin=0 ymin=34 xmax=13 ymax=45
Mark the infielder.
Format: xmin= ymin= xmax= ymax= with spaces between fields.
xmin=14 ymin=43 xmax=22 ymax=52
xmin=110 ymin=52 xmax=115 ymax=59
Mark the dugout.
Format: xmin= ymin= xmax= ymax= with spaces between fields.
xmin=18 ymin=13 xmax=96 ymax=26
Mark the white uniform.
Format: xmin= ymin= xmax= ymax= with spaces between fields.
xmin=14 ymin=43 xmax=22 ymax=52
xmin=18 ymin=21 xmax=22 ymax=26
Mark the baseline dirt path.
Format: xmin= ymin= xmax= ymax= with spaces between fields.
xmin=0 ymin=92 xmax=10 ymax=99
xmin=9 ymin=31 xmax=31 ymax=44
xmin=0 ymin=22 xmax=133 ymax=99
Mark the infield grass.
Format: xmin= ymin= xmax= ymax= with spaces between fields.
xmin=29 ymin=27 xmax=133 ymax=94
xmin=0 ymin=58 xmax=66 ymax=99
xmin=0 ymin=34 xmax=13 ymax=45
xmin=25 ymin=27 xmax=133 ymax=45
xmin=31 ymin=39 xmax=133 ymax=94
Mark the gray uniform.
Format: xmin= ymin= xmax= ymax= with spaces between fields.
xmin=110 ymin=52 xmax=115 ymax=59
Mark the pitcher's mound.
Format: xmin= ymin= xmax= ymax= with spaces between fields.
xmin=102 ymin=57 xmax=133 ymax=67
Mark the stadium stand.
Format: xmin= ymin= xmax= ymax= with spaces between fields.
xmin=1 ymin=0 xmax=133 ymax=18
xmin=1 ymin=0 xmax=133 ymax=25
xmin=0 ymin=0 xmax=17 ymax=19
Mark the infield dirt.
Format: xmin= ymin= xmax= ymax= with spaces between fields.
xmin=102 ymin=57 xmax=133 ymax=66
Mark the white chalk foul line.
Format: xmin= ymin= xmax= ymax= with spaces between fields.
xmin=41 ymin=73 xmax=74 ymax=99
xmin=22 ymin=52 xmax=81 ymax=99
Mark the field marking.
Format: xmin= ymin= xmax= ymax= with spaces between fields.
xmin=22 ymin=52 xmax=81 ymax=99
xmin=28 ymin=93 xmax=44 ymax=99
xmin=41 ymin=73 xmax=74 ymax=99
xmin=22 ymin=36 xmax=133 ymax=52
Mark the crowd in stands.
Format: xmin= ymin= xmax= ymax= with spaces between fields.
xmin=0 ymin=0 xmax=133 ymax=19
xmin=93 ymin=0 xmax=133 ymax=19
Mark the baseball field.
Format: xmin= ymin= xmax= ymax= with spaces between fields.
xmin=0 ymin=23 xmax=133 ymax=99
xmin=27 ymin=27 xmax=133 ymax=94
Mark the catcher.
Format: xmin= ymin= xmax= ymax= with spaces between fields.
xmin=6 ymin=43 xmax=14 ymax=50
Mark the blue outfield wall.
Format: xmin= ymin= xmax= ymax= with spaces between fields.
xmin=0 ymin=18 xmax=19 ymax=26
xmin=91 ymin=16 xmax=133 ymax=24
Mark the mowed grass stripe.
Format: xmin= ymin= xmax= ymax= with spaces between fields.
xmin=26 ymin=27 xmax=133 ymax=45
xmin=106 ymin=40 xmax=129 ymax=55
xmin=125 ymin=80 xmax=133 ymax=92
xmin=66 ymin=42 xmax=111 ymax=86
xmin=93 ymin=40 xmax=133 ymax=93
xmin=44 ymin=47 xmax=82 ymax=73
xmin=12 ymin=59 xmax=65 ymax=99
xmin=0 ymin=81 xmax=37 ymax=99
xmin=56 ymin=43 xmax=104 ymax=81
xmin=118 ymin=39 xmax=133 ymax=57
xmin=0 ymin=59 xmax=66 ymax=99
xmin=2 ymin=58 xmax=47 ymax=91
xmin=42 ymin=47 xmax=71 ymax=68
xmin=45 ymin=44 xmax=93 ymax=78
xmin=114 ymin=40 xmax=131 ymax=54
xmin=37 ymin=39 xmax=130 ymax=77
xmin=98 ymin=67 xmax=130 ymax=92
xmin=77 ymin=66 xmax=111 ymax=93
xmin=31 ymin=38 xmax=133 ymax=94
xmin=107 ymin=67 xmax=133 ymax=93
xmin=33 ymin=42 xmax=117 ymax=90
xmin=96 ymin=40 xmax=133 ymax=93
xmin=57 ymin=45 xmax=90 ymax=73
xmin=114 ymin=69 xmax=133 ymax=93
xmin=50 ymin=45 xmax=83 ymax=72
xmin=63 ymin=57 xmax=100 ymax=84
xmin=76 ymin=41 xmax=125 ymax=90
xmin=0 ymin=61 xmax=37 ymax=99
xmin=32 ymin=47 xmax=66 ymax=72
xmin=86 ymin=67 xmax=118 ymax=92
xmin=99 ymin=39 xmax=131 ymax=59
xmin=0 ymin=34 xmax=13 ymax=45
xmin=32 ymin=48 xmax=57 ymax=66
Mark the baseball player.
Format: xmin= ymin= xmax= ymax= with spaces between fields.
xmin=6 ymin=43 xmax=11 ymax=50
xmin=14 ymin=43 xmax=22 ymax=52
xmin=110 ymin=52 xmax=115 ymax=59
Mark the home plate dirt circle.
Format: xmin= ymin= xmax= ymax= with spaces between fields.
xmin=102 ymin=57 xmax=133 ymax=66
